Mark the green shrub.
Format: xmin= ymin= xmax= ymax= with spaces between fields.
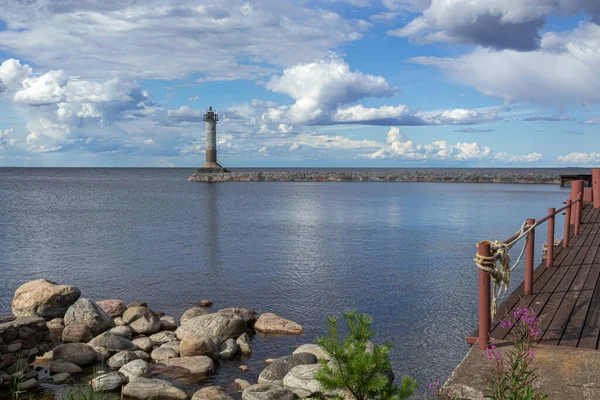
xmin=315 ymin=310 xmax=417 ymax=400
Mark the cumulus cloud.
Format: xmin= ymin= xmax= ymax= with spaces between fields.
xmin=389 ymin=0 xmax=600 ymax=50
xmin=411 ymin=23 xmax=600 ymax=106
xmin=167 ymin=106 xmax=204 ymax=122
xmin=581 ymin=117 xmax=600 ymax=124
xmin=0 ymin=59 xmax=153 ymax=153
xmin=494 ymin=152 xmax=543 ymax=163
xmin=0 ymin=0 xmax=367 ymax=81
xmin=557 ymin=152 xmax=600 ymax=164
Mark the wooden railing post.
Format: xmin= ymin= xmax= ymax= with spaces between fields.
xmin=575 ymin=194 xmax=582 ymax=236
xmin=593 ymin=168 xmax=600 ymax=209
xmin=547 ymin=208 xmax=555 ymax=268
xmin=525 ymin=218 xmax=535 ymax=295
xmin=571 ymin=180 xmax=584 ymax=226
xmin=478 ymin=241 xmax=491 ymax=350
xmin=564 ymin=200 xmax=572 ymax=248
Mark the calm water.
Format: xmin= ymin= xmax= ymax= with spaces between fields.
xmin=0 ymin=168 xmax=571 ymax=396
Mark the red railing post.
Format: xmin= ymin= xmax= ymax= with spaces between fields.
xmin=575 ymin=194 xmax=582 ymax=236
xmin=525 ymin=218 xmax=535 ymax=295
xmin=547 ymin=208 xmax=555 ymax=268
xmin=571 ymin=180 xmax=584 ymax=225
xmin=564 ymin=200 xmax=572 ymax=248
xmin=478 ymin=241 xmax=491 ymax=350
xmin=593 ymin=168 xmax=600 ymax=209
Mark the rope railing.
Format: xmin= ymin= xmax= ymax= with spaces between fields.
xmin=472 ymin=179 xmax=586 ymax=350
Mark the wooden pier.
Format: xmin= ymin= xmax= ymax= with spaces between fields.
xmin=468 ymin=202 xmax=600 ymax=349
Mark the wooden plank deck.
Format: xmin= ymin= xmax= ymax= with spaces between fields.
xmin=467 ymin=203 xmax=600 ymax=350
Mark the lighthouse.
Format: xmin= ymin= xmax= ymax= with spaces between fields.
xmin=200 ymin=106 xmax=227 ymax=171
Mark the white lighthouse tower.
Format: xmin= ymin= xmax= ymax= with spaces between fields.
xmin=200 ymin=106 xmax=227 ymax=171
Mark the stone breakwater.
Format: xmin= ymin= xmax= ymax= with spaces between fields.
xmin=1 ymin=279 xmax=343 ymax=400
xmin=187 ymin=170 xmax=562 ymax=184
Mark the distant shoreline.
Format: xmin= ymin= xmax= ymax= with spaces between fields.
xmin=187 ymin=169 xmax=587 ymax=184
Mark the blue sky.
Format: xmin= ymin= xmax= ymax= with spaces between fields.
xmin=0 ymin=0 xmax=599 ymax=167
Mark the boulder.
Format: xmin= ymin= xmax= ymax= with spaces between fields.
xmin=120 ymin=359 xmax=150 ymax=381
xmin=92 ymin=346 xmax=111 ymax=362
xmin=150 ymin=331 xmax=177 ymax=346
xmin=175 ymin=313 xmax=246 ymax=344
xmin=109 ymin=326 xmax=132 ymax=339
xmin=122 ymin=378 xmax=187 ymax=400
xmin=282 ymin=364 xmax=332 ymax=398
xmin=151 ymin=347 xmax=178 ymax=362
xmin=62 ymin=322 xmax=92 ymax=343
xmin=151 ymin=356 xmax=214 ymax=382
xmin=20 ymin=378 xmax=38 ymax=390
xmin=254 ymin=313 xmax=302 ymax=335
xmin=258 ymin=353 xmax=317 ymax=386
xmin=96 ymin=300 xmax=127 ymax=318
xmin=47 ymin=318 xmax=65 ymax=338
xmin=135 ymin=350 xmax=151 ymax=362
xmin=218 ymin=308 xmax=257 ymax=328
xmin=234 ymin=379 xmax=251 ymax=392
xmin=123 ymin=307 xmax=161 ymax=335
xmin=53 ymin=343 xmax=97 ymax=366
xmin=293 ymin=344 xmax=330 ymax=361
xmin=127 ymin=301 xmax=148 ymax=309
xmin=51 ymin=372 xmax=71 ymax=384
xmin=219 ymin=338 xmax=239 ymax=360
xmin=107 ymin=350 xmax=139 ymax=369
xmin=50 ymin=360 xmax=82 ymax=374
xmin=160 ymin=316 xmax=177 ymax=331
xmin=88 ymin=332 xmax=138 ymax=352
xmin=161 ymin=341 xmax=181 ymax=354
xmin=64 ymin=298 xmax=115 ymax=336
xmin=179 ymin=335 xmax=218 ymax=359
xmin=180 ymin=308 xmax=209 ymax=325
xmin=12 ymin=279 xmax=81 ymax=320
xmin=132 ymin=336 xmax=153 ymax=353
xmin=236 ymin=333 xmax=252 ymax=355
xmin=242 ymin=384 xmax=294 ymax=400
xmin=90 ymin=371 xmax=127 ymax=392
xmin=114 ymin=317 xmax=124 ymax=326
xmin=192 ymin=386 xmax=234 ymax=400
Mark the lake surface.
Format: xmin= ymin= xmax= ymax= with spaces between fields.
xmin=0 ymin=168 xmax=571 ymax=396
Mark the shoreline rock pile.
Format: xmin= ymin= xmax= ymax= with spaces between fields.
xmin=1 ymin=279 xmax=347 ymax=400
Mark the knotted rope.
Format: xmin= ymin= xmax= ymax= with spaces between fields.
xmin=474 ymin=222 xmax=534 ymax=320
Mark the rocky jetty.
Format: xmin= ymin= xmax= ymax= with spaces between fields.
xmin=188 ymin=169 xmax=564 ymax=184
xmin=1 ymin=279 xmax=335 ymax=399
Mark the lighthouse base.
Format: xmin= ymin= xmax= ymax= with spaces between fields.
xmin=196 ymin=161 xmax=230 ymax=173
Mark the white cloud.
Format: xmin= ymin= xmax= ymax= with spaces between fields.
xmin=582 ymin=117 xmax=600 ymax=124
xmin=264 ymin=55 xmax=397 ymax=124
xmin=167 ymin=106 xmax=204 ymax=122
xmin=411 ymin=23 xmax=600 ymax=106
xmin=557 ymin=152 xmax=600 ymax=164
xmin=494 ymin=152 xmax=543 ymax=163
xmin=189 ymin=96 xmax=199 ymax=103
xmin=0 ymin=0 xmax=367 ymax=81
xmin=389 ymin=0 xmax=600 ymax=50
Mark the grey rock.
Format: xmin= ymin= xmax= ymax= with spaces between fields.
xmin=282 ymin=364 xmax=336 ymax=398
xmin=236 ymin=333 xmax=252 ymax=355
xmin=151 ymin=346 xmax=179 ymax=362
xmin=47 ymin=318 xmax=65 ymax=338
xmin=218 ymin=308 xmax=257 ymax=327
xmin=122 ymin=377 xmax=188 ymax=399
xmin=161 ymin=341 xmax=181 ymax=354
xmin=150 ymin=331 xmax=177 ymax=345
xmin=292 ymin=344 xmax=330 ymax=361
xmin=53 ymin=343 xmax=97 ymax=366
xmin=219 ymin=338 xmax=239 ymax=360
xmin=180 ymin=308 xmax=209 ymax=325
xmin=160 ymin=316 xmax=177 ymax=331
xmin=122 ymin=307 xmax=161 ymax=335
xmin=7 ymin=342 xmax=22 ymax=352
xmin=20 ymin=378 xmax=38 ymax=391
xmin=90 ymin=371 xmax=127 ymax=392
xmin=119 ymin=359 xmax=150 ymax=381
xmin=12 ymin=279 xmax=81 ymax=320
xmin=150 ymin=356 xmax=214 ymax=382
xmin=107 ymin=350 xmax=140 ymax=369
xmin=92 ymin=346 xmax=112 ymax=362
xmin=89 ymin=332 xmax=138 ymax=352
xmin=258 ymin=353 xmax=317 ymax=386
xmin=109 ymin=325 xmax=132 ymax=339
xmin=64 ymin=298 xmax=115 ymax=336
xmin=234 ymin=379 xmax=251 ymax=392
xmin=175 ymin=313 xmax=246 ymax=344
xmin=134 ymin=350 xmax=151 ymax=362
xmin=51 ymin=372 xmax=71 ymax=384
xmin=50 ymin=360 xmax=82 ymax=374
xmin=132 ymin=336 xmax=153 ymax=353
xmin=192 ymin=386 xmax=234 ymax=400
xmin=114 ymin=317 xmax=124 ymax=326
xmin=241 ymin=384 xmax=294 ymax=400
